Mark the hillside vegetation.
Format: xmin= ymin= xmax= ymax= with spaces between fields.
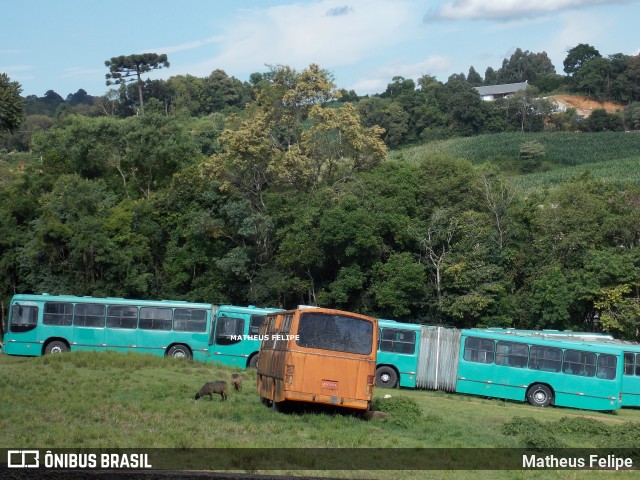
xmin=389 ymin=131 xmax=640 ymax=167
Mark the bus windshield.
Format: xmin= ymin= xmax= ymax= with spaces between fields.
xmin=296 ymin=312 xmax=373 ymax=355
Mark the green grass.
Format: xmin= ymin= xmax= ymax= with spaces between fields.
xmin=389 ymin=132 xmax=640 ymax=167
xmin=1 ymin=351 xmax=639 ymax=479
xmin=508 ymin=156 xmax=640 ymax=194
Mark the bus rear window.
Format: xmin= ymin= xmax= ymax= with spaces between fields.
xmin=10 ymin=305 xmax=38 ymax=333
xmin=296 ymin=313 xmax=373 ymax=355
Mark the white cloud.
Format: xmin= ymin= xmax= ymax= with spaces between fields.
xmin=145 ymin=36 xmax=224 ymax=55
xmin=1 ymin=65 xmax=32 ymax=72
xmin=543 ymin=12 xmax=612 ymax=70
xmin=427 ymin=0 xmax=636 ymax=21
xmin=350 ymin=55 xmax=451 ymax=95
xmin=61 ymin=67 xmax=105 ymax=78
xmin=178 ymin=0 xmax=416 ymax=79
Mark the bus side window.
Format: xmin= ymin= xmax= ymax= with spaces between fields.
xmin=563 ymin=350 xmax=596 ymax=377
xmin=74 ymin=304 xmax=106 ymax=328
xmin=249 ymin=315 xmax=266 ymax=336
xmin=624 ymin=352 xmax=634 ymax=376
xmin=597 ymin=354 xmax=617 ymax=380
xmin=174 ymin=308 xmax=207 ymax=333
xmin=463 ymin=337 xmax=494 ymax=364
xmin=43 ymin=302 xmax=73 ymax=326
xmin=215 ymin=316 xmax=243 ymax=345
xmin=529 ymin=345 xmax=562 ymax=372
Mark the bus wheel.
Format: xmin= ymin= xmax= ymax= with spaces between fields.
xmin=167 ymin=345 xmax=191 ymax=359
xmin=248 ymin=355 xmax=259 ymax=369
xmin=375 ymin=366 xmax=398 ymax=388
xmin=44 ymin=341 xmax=69 ymax=355
xmin=527 ymin=384 xmax=553 ymax=407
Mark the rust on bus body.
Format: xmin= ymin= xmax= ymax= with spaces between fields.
xmin=256 ymin=308 xmax=377 ymax=411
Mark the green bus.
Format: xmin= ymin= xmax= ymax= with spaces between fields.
xmin=2 ymin=294 xmax=279 ymax=368
xmin=375 ymin=319 xmax=421 ymax=388
xmin=483 ymin=329 xmax=639 ymax=408
xmin=455 ymin=329 xmax=624 ymax=411
xmin=206 ymin=304 xmax=282 ymax=368
xmin=373 ymin=323 xmax=625 ymax=411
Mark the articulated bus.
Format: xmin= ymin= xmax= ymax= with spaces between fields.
xmin=455 ymin=329 xmax=624 ymax=411
xmin=2 ymin=294 xmax=279 ymax=368
xmin=373 ymin=323 xmax=624 ymax=411
xmin=257 ymin=307 xmax=378 ymax=411
xmin=484 ymin=329 xmax=640 ymax=408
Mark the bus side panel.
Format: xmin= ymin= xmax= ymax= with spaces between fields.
xmin=104 ymin=328 xmax=138 ymax=353
xmin=456 ymin=359 xmax=622 ymax=411
xmin=136 ymin=330 xmax=173 ymax=357
xmin=622 ymin=376 xmax=640 ymax=407
xmin=256 ymin=345 xmax=286 ymax=402
xmin=72 ymin=325 xmax=105 ymax=352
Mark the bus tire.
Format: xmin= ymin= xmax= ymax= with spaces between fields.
xmin=167 ymin=344 xmax=191 ymax=359
xmin=248 ymin=355 xmax=259 ymax=369
xmin=375 ymin=366 xmax=398 ymax=388
xmin=527 ymin=384 xmax=553 ymax=407
xmin=44 ymin=340 xmax=69 ymax=355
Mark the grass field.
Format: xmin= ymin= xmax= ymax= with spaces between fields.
xmin=1 ymin=351 xmax=639 ymax=479
xmin=508 ymin=156 xmax=640 ymax=194
xmin=389 ymin=132 xmax=640 ymax=167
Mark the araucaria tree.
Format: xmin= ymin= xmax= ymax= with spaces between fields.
xmin=105 ymin=53 xmax=169 ymax=113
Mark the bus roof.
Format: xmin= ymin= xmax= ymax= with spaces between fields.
xmin=216 ymin=305 xmax=282 ymax=315
xmin=10 ymin=293 xmax=213 ymax=309
xmin=378 ymin=319 xmax=423 ymax=330
xmin=464 ymin=328 xmax=627 ymax=355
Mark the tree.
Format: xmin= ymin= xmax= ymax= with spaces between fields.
xmin=583 ymin=109 xmax=624 ymax=132
xmin=563 ymin=43 xmax=601 ymax=76
xmin=495 ymin=49 xmax=555 ymax=84
xmin=0 ymin=73 xmax=24 ymax=133
xmin=105 ymin=53 xmax=169 ymax=113
xmin=466 ymin=66 xmax=483 ymax=86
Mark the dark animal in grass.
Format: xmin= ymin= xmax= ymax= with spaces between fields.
xmin=195 ymin=381 xmax=227 ymax=401
xmin=362 ymin=411 xmax=389 ymax=421
xmin=231 ymin=373 xmax=243 ymax=391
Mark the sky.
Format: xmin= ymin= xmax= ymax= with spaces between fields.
xmin=2 ymin=0 xmax=640 ymax=99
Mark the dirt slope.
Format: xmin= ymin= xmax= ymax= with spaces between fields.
xmin=550 ymin=94 xmax=625 ymax=117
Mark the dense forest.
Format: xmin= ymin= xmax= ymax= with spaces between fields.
xmin=1 ymin=44 xmax=639 ymax=339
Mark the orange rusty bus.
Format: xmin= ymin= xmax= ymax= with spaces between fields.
xmin=256 ymin=307 xmax=378 ymax=411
